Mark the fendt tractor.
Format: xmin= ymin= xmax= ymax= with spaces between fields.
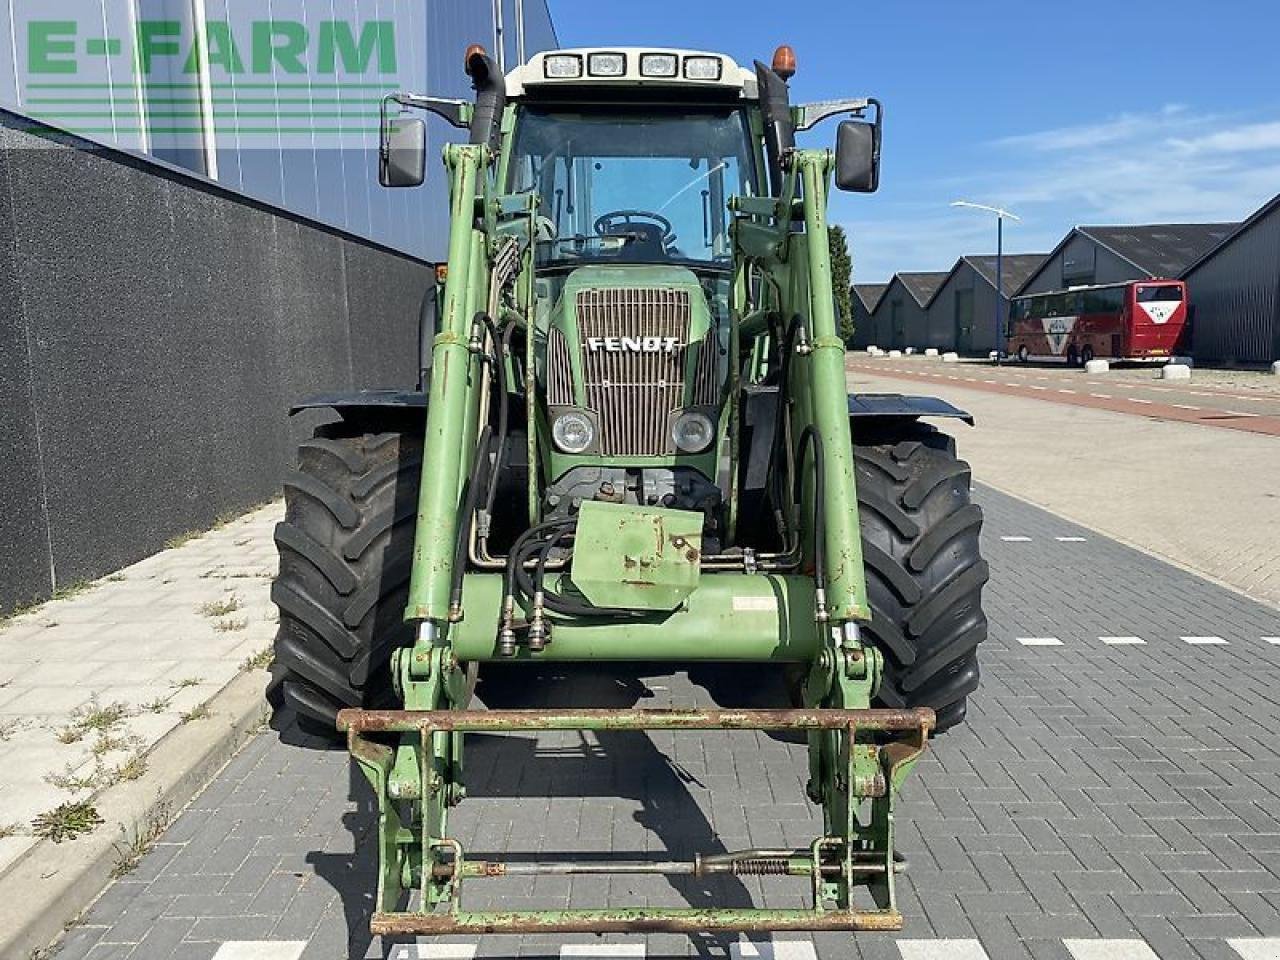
xmin=269 ymin=43 xmax=988 ymax=938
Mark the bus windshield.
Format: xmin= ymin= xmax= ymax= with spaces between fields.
xmin=508 ymin=106 xmax=758 ymax=269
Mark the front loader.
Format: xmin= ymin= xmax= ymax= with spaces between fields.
xmin=270 ymin=44 xmax=988 ymax=937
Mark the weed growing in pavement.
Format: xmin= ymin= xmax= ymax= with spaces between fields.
xmin=45 ymin=766 xmax=101 ymax=792
xmin=141 ymin=695 xmax=173 ymax=714
xmin=199 ymin=595 xmax=242 ymax=617
xmin=0 ymin=717 xmax=30 ymax=741
xmin=241 ymin=647 xmax=274 ymax=671
xmin=180 ymin=704 xmax=211 ymax=723
xmin=112 ymin=752 xmax=147 ymax=783
xmin=32 ymin=801 xmax=103 ymax=842
xmin=111 ymin=804 xmax=170 ymax=878
xmin=163 ymin=530 xmax=201 ymax=549
xmin=50 ymin=580 xmax=93 ymax=602
xmin=90 ymin=732 xmax=132 ymax=758
xmin=213 ymin=617 xmax=248 ymax=633
xmin=57 ymin=700 xmax=132 ymax=744
xmin=0 ymin=822 xmax=18 ymax=838
xmin=170 ymin=677 xmax=202 ymax=690
xmin=105 ymin=574 xmax=126 ymax=583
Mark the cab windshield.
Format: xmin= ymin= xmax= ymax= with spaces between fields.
xmin=508 ymin=106 xmax=758 ymax=269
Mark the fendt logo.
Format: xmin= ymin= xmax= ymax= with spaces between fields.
xmin=586 ymin=336 xmax=683 ymax=354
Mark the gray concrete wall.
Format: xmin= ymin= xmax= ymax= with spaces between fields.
xmin=0 ymin=112 xmax=432 ymax=613
xmin=1184 ymin=208 xmax=1280 ymax=365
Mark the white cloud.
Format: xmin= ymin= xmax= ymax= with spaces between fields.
xmin=839 ymin=105 xmax=1280 ymax=282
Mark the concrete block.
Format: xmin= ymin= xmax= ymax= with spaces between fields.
xmin=989 ymin=351 xmax=999 ymax=361
xmin=1271 ymin=360 xmax=1280 ymax=375
xmin=905 ymin=347 xmax=916 ymax=355
xmin=924 ymin=348 xmax=939 ymax=357
xmin=866 ymin=346 xmax=879 ymax=355
xmin=1160 ymin=363 xmax=1191 ymax=380
xmin=1085 ymin=359 xmax=1110 ymax=373
xmin=888 ymin=349 xmax=902 ymax=358
xmin=942 ymin=352 xmax=960 ymax=363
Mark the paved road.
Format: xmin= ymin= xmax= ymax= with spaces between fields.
xmin=50 ymin=488 xmax=1280 ymax=960
xmin=846 ymin=357 xmax=1280 ymax=437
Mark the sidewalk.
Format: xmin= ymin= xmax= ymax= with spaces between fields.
xmin=0 ymin=503 xmax=283 ymax=952
xmin=849 ymin=358 xmax=1280 ymax=609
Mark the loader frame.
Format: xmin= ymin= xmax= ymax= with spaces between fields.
xmin=338 ymin=66 xmax=937 ymax=936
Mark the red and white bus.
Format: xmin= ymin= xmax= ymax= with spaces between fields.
xmin=1006 ymin=279 xmax=1187 ymax=365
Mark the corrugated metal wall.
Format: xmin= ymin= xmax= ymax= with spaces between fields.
xmin=1184 ymin=208 xmax=1280 ymax=364
xmin=0 ymin=0 xmax=557 ymax=262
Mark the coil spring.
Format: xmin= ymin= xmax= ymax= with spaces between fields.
xmin=730 ymin=858 xmax=789 ymax=876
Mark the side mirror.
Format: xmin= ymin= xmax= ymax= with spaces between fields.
xmin=380 ymin=117 xmax=426 ymax=188
xmin=835 ymin=118 xmax=880 ymax=193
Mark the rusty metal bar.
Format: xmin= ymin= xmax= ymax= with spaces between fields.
xmin=338 ymin=706 xmax=935 ymax=734
xmin=370 ymin=907 xmax=904 ymax=935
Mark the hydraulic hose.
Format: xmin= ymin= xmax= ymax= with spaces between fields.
xmin=793 ymin=425 xmax=827 ymax=602
xmin=481 ymin=318 xmax=517 ymax=530
xmin=448 ymin=424 xmax=493 ymax=617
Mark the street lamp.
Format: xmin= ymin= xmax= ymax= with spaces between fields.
xmin=951 ymin=200 xmax=1020 ymax=364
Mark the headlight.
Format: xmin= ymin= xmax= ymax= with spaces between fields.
xmin=543 ymin=54 xmax=583 ymax=79
xmin=639 ymin=53 xmax=678 ymax=78
xmin=552 ymin=412 xmax=594 ymax=453
xmin=672 ymin=412 xmax=715 ymax=453
xmin=683 ymin=56 xmax=723 ymax=80
xmin=587 ymin=52 xmax=626 ymax=77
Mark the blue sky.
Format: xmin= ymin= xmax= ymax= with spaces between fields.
xmin=546 ymin=0 xmax=1280 ymax=282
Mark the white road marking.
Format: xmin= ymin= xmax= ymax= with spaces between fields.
xmin=562 ymin=946 xmax=646 ymax=958
xmin=1172 ymin=403 xmax=1201 ymax=410
xmin=1055 ymin=536 xmax=1087 ymax=542
xmin=982 ymin=379 xmax=997 ymax=384
xmin=211 ymin=945 xmax=309 ymax=960
xmin=1229 ymin=936 xmax=1280 ymax=958
xmin=733 ymin=942 xmax=819 ymax=960
xmin=1001 ymin=536 xmax=1032 ymax=542
xmin=1263 ymin=637 xmax=1280 ymax=645
xmin=1029 ymin=385 xmax=1048 ymax=391
xmin=1101 ymin=636 xmax=1146 ymax=645
xmin=1150 ymin=387 xmax=1173 ymax=392
xmin=1090 ymin=393 xmax=1112 ymax=399
xmin=1018 ymin=637 xmax=1063 ymax=646
xmin=1058 ymin=389 xmax=1077 ymax=394
xmin=897 ymin=940 xmax=991 ymax=960
xmin=1226 ymin=410 xmax=1260 ymax=417
xmin=1064 ymin=940 xmax=1161 ymax=960
xmin=1129 ymin=398 xmax=1152 ymax=404
xmin=393 ymin=947 xmax=480 ymax=960
xmin=1182 ymin=635 xmax=1228 ymax=645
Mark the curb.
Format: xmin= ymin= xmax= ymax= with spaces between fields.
xmin=0 ymin=669 xmax=271 ymax=960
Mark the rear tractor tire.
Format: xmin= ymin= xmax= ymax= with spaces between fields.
xmin=853 ymin=422 xmax=988 ymax=734
xmin=269 ymin=420 xmax=423 ymax=737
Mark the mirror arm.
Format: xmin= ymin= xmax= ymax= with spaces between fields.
xmin=382 ymin=93 xmax=472 ymax=129
xmin=793 ymin=97 xmax=874 ymax=131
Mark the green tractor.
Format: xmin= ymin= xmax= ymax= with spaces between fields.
xmin=270 ymin=43 xmax=987 ymax=937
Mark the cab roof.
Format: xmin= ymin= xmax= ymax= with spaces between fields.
xmin=505 ymin=48 xmax=758 ymax=99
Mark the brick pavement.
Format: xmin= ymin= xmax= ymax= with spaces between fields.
xmin=42 ymin=487 xmax=1280 ymax=960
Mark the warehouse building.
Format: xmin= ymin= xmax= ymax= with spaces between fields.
xmin=925 ymin=253 xmax=1047 ymax=354
xmin=1182 ymin=194 xmax=1280 ymax=365
xmin=1018 ymin=223 xmax=1237 ymax=297
xmin=849 ymin=283 xmax=888 ymax=347
xmin=869 ymin=272 xmax=948 ymax=350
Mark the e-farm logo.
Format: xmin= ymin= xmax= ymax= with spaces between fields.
xmin=13 ymin=2 xmax=408 ymax=149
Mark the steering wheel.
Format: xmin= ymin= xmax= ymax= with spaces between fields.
xmin=593 ymin=209 xmax=675 ymax=245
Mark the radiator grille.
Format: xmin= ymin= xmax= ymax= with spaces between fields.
xmin=546 ymin=327 xmax=574 ymax=407
xmin=692 ymin=333 xmax=721 ymax=407
xmin=577 ymin=288 xmax=692 ymax=456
